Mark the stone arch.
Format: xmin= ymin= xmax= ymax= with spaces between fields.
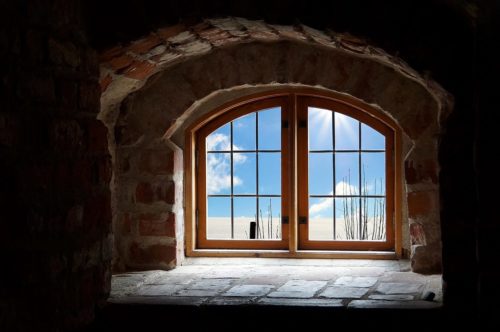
xmin=99 ymin=18 xmax=452 ymax=273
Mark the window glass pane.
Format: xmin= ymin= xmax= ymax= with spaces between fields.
xmin=335 ymin=112 xmax=359 ymax=150
xmin=309 ymin=197 xmax=333 ymax=240
xmin=309 ymin=153 xmax=333 ymax=195
xmin=361 ymin=124 xmax=385 ymax=150
xmin=258 ymin=107 xmax=281 ymax=150
xmin=233 ymin=152 xmax=256 ymax=195
xmin=233 ymin=197 xmax=257 ymax=240
xmin=258 ymin=197 xmax=282 ymax=240
xmin=308 ymin=107 xmax=333 ymax=151
xmin=206 ymin=153 xmax=231 ymax=195
xmin=335 ymin=153 xmax=359 ymax=195
xmin=361 ymin=152 xmax=385 ymax=196
xmin=206 ymin=123 xmax=231 ymax=151
xmin=259 ymin=152 xmax=281 ymax=195
xmin=233 ymin=113 xmax=256 ymax=150
xmin=207 ymin=197 xmax=231 ymax=239
xmin=335 ymin=197 xmax=361 ymax=240
xmin=361 ymin=197 xmax=386 ymax=240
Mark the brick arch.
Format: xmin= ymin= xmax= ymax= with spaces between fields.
xmin=99 ymin=18 xmax=452 ymax=273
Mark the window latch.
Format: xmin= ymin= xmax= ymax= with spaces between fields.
xmin=299 ymin=216 xmax=308 ymax=224
xmin=282 ymin=216 xmax=289 ymax=224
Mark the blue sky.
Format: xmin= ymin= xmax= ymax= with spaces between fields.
xmin=206 ymin=107 xmax=385 ymax=220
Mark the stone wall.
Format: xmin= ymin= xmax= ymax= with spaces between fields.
xmin=99 ymin=18 xmax=452 ymax=273
xmin=0 ymin=1 xmax=111 ymax=330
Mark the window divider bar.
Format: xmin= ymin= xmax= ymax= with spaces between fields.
xmin=208 ymin=150 xmax=281 ymax=153
xmin=332 ymin=111 xmax=336 ymax=240
xmin=230 ymin=121 xmax=234 ymax=239
xmin=256 ymin=112 xmax=260 ymax=239
xmin=308 ymin=150 xmax=385 ymax=153
xmin=358 ymin=121 xmax=362 ymax=240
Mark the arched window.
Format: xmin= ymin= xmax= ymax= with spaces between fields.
xmin=189 ymin=92 xmax=399 ymax=254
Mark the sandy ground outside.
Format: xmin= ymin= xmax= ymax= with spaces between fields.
xmin=207 ymin=217 xmax=386 ymax=241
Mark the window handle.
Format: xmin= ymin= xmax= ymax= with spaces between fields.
xmin=299 ymin=216 xmax=308 ymax=224
xmin=282 ymin=216 xmax=289 ymax=224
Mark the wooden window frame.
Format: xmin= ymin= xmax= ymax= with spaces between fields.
xmin=185 ymin=88 xmax=402 ymax=259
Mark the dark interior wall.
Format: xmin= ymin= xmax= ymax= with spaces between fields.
xmin=1 ymin=0 xmax=497 ymax=330
xmin=0 ymin=1 xmax=111 ymax=330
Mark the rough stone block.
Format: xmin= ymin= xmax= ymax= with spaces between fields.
xmin=319 ymin=286 xmax=368 ymax=299
xmin=138 ymin=150 xmax=173 ymax=175
xmin=124 ymin=60 xmax=157 ymax=80
xmin=407 ymin=191 xmax=437 ymax=217
xmin=224 ymin=285 xmax=274 ymax=297
xmin=128 ymin=242 xmax=176 ymax=266
xmin=138 ymin=212 xmax=175 ymax=237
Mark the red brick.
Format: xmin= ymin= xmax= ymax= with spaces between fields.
xmin=121 ymin=213 xmax=131 ymax=235
xmin=107 ymin=54 xmax=134 ymax=71
xmin=166 ymin=181 xmax=176 ymax=204
xmin=127 ymin=34 xmax=163 ymax=55
xmin=410 ymin=222 xmax=426 ymax=245
xmin=407 ymin=191 xmax=436 ymax=217
xmin=135 ymin=181 xmax=174 ymax=203
xmin=157 ymin=24 xmax=187 ymax=40
xmin=135 ymin=182 xmax=154 ymax=203
xmin=405 ymin=159 xmax=438 ymax=184
xmin=138 ymin=212 xmax=175 ymax=237
xmin=138 ymin=150 xmax=173 ymax=174
xmin=124 ymin=60 xmax=156 ymax=80
xmin=100 ymin=74 xmax=112 ymax=93
xmin=129 ymin=242 xmax=176 ymax=265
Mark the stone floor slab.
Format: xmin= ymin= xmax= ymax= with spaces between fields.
xmin=109 ymin=296 xmax=208 ymax=306
xmin=174 ymin=289 xmax=220 ymax=297
xmin=267 ymin=291 xmax=317 ymax=298
xmin=368 ymin=294 xmax=414 ymax=301
xmin=187 ymin=278 xmax=233 ymax=291
xmin=348 ymin=300 xmax=441 ymax=309
xmin=277 ymin=280 xmax=327 ymax=293
xmin=319 ymin=286 xmax=368 ymax=299
xmin=134 ymin=284 xmax=181 ymax=296
xmin=206 ymin=297 xmax=256 ymax=305
xmin=376 ymin=282 xmax=423 ymax=294
xmin=258 ymin=298 xmax=344 ymax=307
xmin=334 ymin=276 xmax=378 ymax=288
xmin=224 ymin=285 xmax=274 ymax=297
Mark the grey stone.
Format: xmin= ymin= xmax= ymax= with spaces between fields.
xmin=134 ymin=284 xmax=181 ymax=296
xmin=319 ymin=286 xmax=368 ymax=299
xmin=266 ymin=280 xmax=327 ymax=299
xmin=277 ymin=280 xmax=327 ymax=293
xmin=109 ymin=296 xmax=207 ymax=306
xmin=206 ymin=297 xmax=255 ymax=305
xmin=174 ymin=289 xmax=220 ymax=297
xmin=224 ymin=285 xmax=274 ymax=297
xmin=348 ymin=300 xmax=441 ymax=309
xmin=334 ymin=276 xmax=378 ymax=288
xmin=267 ymin=291 xmax=315 ymax=299
xmin=376 ymin=282 xmax=423 ymax=294
xmin=369 ymin=294 xmax=414 ymax=301
xmin=187 ymin=278 xmax=233 ymax=291
xmin=258 ymin=298 xmax=344 ymax=307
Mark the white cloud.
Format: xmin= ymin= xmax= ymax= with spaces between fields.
xmin=206 ymin=133 xmax=230 ymax=151
xmin=206 ymin=133 xmax=247 ymax=194
xmin=335 ymin=181 xmax=358 ymax=195
xmin=309 ymin=193 xmax=333 ymax=216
